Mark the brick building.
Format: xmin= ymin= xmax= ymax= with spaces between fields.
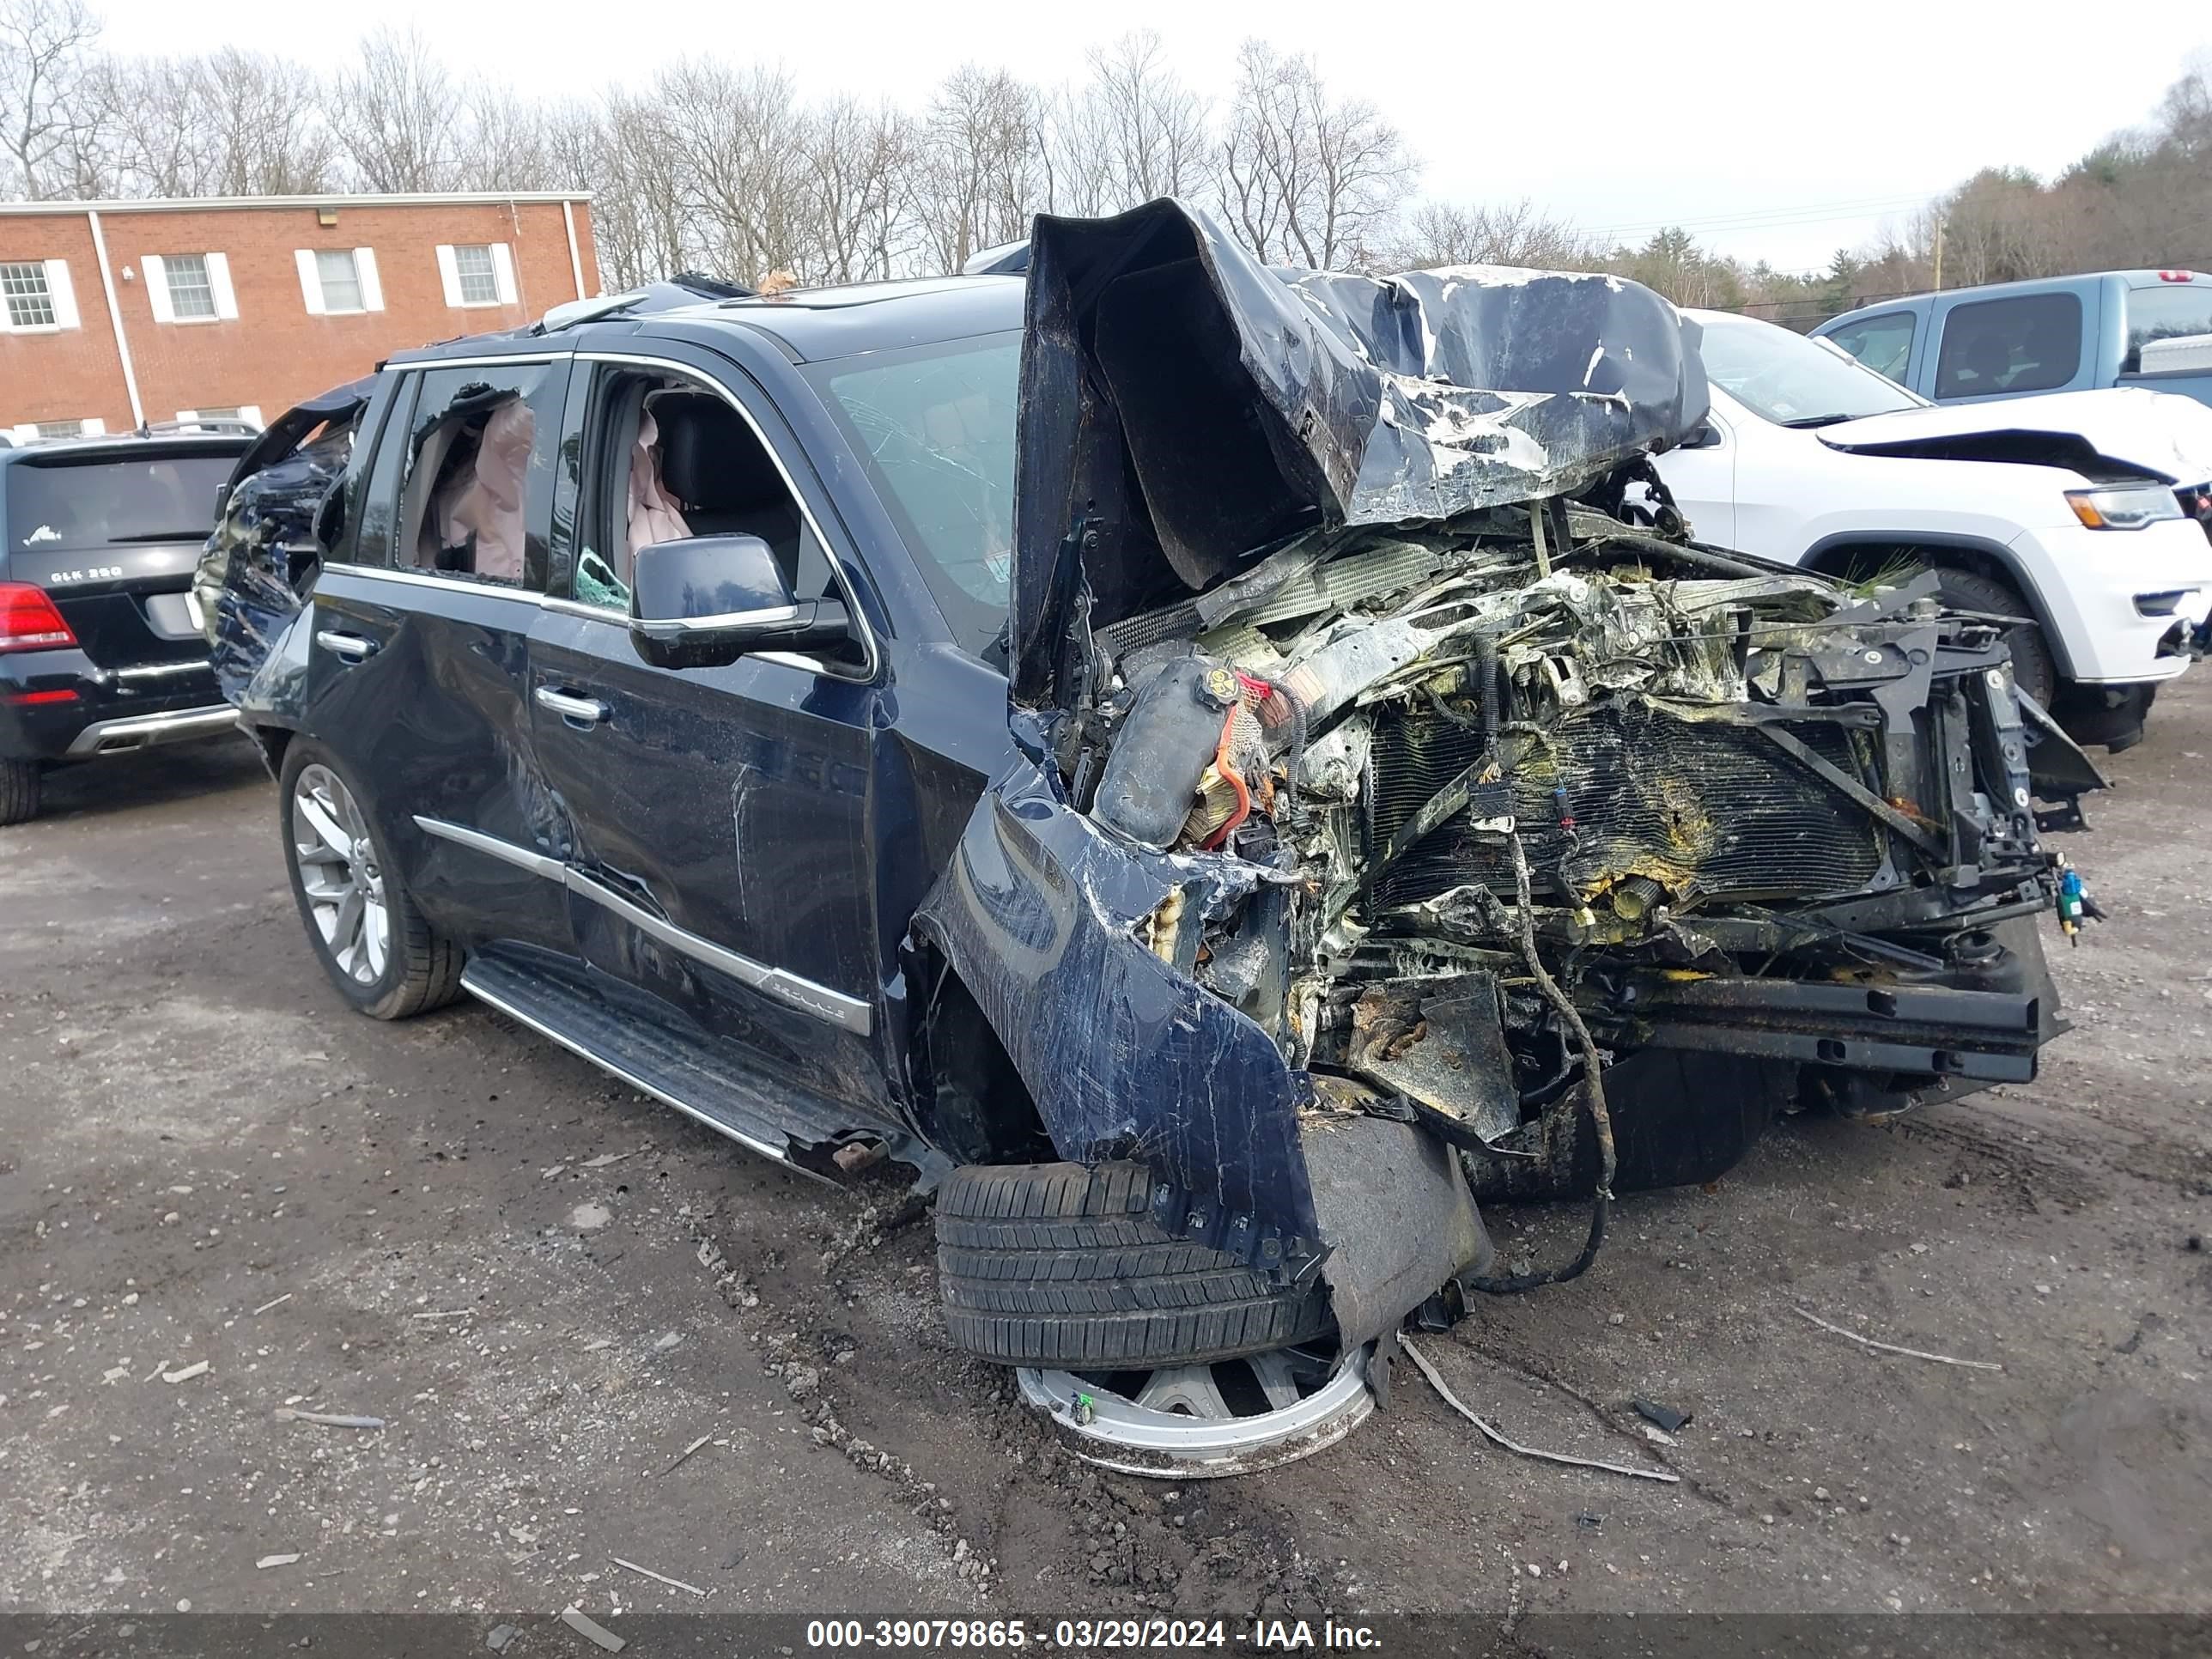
xmin=0 ymin=192 xmax=599 ymax=440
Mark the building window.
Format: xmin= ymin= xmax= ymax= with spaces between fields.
xmin=166 ymin=253 xmax=216 ymax=318
xmin=454 ymin=245 xmax=498 ymax=305
xmin=9 ymin=417 xmax=104 ymax=441
xmin=176 ymin=406 xmax=264 ymax=429
xmin=0 ymin=261 xmax=81 ymax=331
xmin=435 ymin=242 xmax=518 ymax=308
xmin=317 ymin=249 xmax=363 ymax=312
xmin=3 ymin=263 xmax=56 ymax=327
xmin=143 ymin=252 xmax=236 ymax=323
xmin=295 ymin=246 xmax=383 ymax=316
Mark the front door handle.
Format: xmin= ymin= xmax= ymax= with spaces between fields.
xmin=535 ymin=685 xmax=610 ymax=725
xmin=315 ymin=629 xmax=376 ymax=662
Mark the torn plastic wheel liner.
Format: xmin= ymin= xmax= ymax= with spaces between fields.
xmin=1017 ymin=1344 xmax=1376 ymax=1478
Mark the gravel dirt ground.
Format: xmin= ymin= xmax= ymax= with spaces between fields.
xmin=3 ymin=677 xmax=2209 ymax=1638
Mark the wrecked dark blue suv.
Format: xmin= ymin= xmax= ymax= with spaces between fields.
xmin=205 ymin=202 xmax=2084 ymax=1462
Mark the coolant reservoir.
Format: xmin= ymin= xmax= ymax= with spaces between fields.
xmin=1091 ymin=657 xmax=1242 ymax=850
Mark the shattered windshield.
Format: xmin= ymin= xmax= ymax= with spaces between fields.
xmin=805 ymin=333 xmax=1018 ymax=660
xmin=1698 ymin=312 xmax=1923 ymax=426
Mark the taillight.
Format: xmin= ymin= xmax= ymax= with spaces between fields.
xmin=0 ymin=582 xmax=77 ymax=653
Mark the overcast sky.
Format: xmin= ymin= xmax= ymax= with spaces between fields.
xmin=88 ymin=0 xmax=2212 ymax=271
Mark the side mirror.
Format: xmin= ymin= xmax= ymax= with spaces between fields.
xmin=1676 ymin=422 xmax=1722 ymax=451
xmin=628 ymin=532 xmax=850 ymax=670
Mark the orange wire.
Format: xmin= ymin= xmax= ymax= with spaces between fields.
xmin=1201 ymin=708 xmax=1251 ymax=850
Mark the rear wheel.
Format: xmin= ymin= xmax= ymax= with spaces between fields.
xmin=279 ymin=742 xmax=462 ymax=1020
xmin=0 ymin=759 xmax=41 ymax=826
xmin=1929 ymin=567 xmax=2057 ymax=708
xmin=935 ymin=1161 xmax=1334 ymax=1368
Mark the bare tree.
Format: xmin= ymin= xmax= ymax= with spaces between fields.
xmin=913 ymin=65 xmax=1045 ymax=272
xmin=203 ymin=50 xmax=337 ymax=195
xmin=659 ymin=61 xmax=811 ymax=285
xmin=1216 ymin=41 xmax=1413 ymax=269
xmin=564 ymin=92 xmax=689 ymax=290
xmin=1385 ymin=198 xmax=1599 ymax=270
xmin=1085 ymin=31 xmax=1208 ymax=205
xmin=333 ymin=27 xmax=463 ymax=192
xmin=1040 ymin=29 xmax=1207 ymax=217
xmin=89 ymin=49 xmax=337 ymax=198
xmin=0 ymin=0 xmax=102 ymax=198
xmin=803 ymin=97 xmax=918 ymax=283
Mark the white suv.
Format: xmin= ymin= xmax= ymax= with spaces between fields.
xmin=1656 ymin=308 xmax=2212 ymax=748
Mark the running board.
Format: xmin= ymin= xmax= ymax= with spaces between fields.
xmin=460 ymin=952 xmax=890 ymax=1182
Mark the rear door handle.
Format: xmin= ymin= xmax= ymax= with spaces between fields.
xmin=535 ymin=685 xmax=610 ymax=725
xmin=315 ymin=629 xmax=376 ymax=662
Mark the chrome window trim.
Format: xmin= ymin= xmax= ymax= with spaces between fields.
xmin=411 ymin=815 xmax=872 ymax=1036
xmin=573 ymin=348 xmax=883 ymax=681
xmin=632 ymin=603 xmax=801 ymax=638
xmin=538 ymin=594 xmax=620 ymax=623
xmin=319 ymin=561 xmax=541 ymax=603
xmin=390 ymin=352 xmax=568 ymax=373
xmin=334 ymin=568 xmax=854 ymax=686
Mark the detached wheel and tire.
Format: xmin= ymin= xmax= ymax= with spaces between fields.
xmin=279 ymin=741 xmax=461 ymax=1020
xmin=0 ymin=758 xmax=41 ymax=826
xmin=1930 ymin=567 xmax=2057 ymax=707
xmin=935 ymin=1161 xmax=1333 ymax=1368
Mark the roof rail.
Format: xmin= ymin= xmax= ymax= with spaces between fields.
xmin=535 ymin=271 xmax=757 ymax=336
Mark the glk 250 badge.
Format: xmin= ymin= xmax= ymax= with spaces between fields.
xmin=46 ymin=566 xmax=124 ymax=584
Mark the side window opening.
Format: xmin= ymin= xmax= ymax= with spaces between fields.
xmin=576 ymin=368 xmax=842 ymax=625
xmin=2123 ymin=284 xmax=2212 ymax=374
xmin=392 ymin=362 xmax=563 ymax=590
xmin=1933 ymin=293 xmax=2081 ymax=399
xmin=1827 ymin=312 xmax=1915 ymax=384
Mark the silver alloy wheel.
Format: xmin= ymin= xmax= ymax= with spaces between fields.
xmin=1016 ymin=1344 xmax=1375 ymax=1479
xmin=291 ymin=763 xmax=390 ymax=986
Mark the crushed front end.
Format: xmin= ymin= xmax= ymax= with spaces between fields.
xmin=915 ymin=200 xmax=2085 ymax=1338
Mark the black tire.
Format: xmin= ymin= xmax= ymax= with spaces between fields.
xmin=1930 ymin=566 xmax=2058 ymax=707
xmin=278 ymin=740 xmax=463 ymax=1021
xmin=0 ymin=758 xmax=40 ymax=826
xmin=934 ymin=1161 xmax=1334 ymax=1368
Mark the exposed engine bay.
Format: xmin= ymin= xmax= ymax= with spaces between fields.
xmin=1066 ymin=507 xmax=2072 ymax=1205
xmin=911 ymin=198 xmax=2096 ymax=1320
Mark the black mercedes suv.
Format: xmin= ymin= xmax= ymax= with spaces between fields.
xmin=204 ymin=204 xmax=2086 ymax=1425
xmin=0 ymin=423 xmax=253 ymax=823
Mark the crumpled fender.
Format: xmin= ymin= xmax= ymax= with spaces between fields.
xmin=194 ymin=387 xmax=364 ymax=745
xmin=910 ymin=755 xmax=1322 ymax=1270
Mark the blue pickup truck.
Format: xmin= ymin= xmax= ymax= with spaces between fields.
xmin=1814 ymin=270 xmax=2212 ymax=409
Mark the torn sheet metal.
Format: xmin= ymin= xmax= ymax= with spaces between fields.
xmin=909 ymin=743 xmax=1322 ymax=1267
xmin=194 ymin=380 xmax=371 ymax=714
xmin=1302 ymin=1110 xmax=1493 ymax=1350
xmin=1344 ymin=974 xmax=1520 ymax=1147
xmin=1009 ymin=198 xmax=1707 ymax=702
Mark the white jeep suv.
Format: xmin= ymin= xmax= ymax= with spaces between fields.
xmin=1656 ymin=308 xmax=2212 ymax=748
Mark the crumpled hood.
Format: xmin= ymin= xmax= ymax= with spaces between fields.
xmin=1816 ymin=386 xmax=2212 ymax=485
xmin=1008 ymin=198 xmax=1709 ymax=704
